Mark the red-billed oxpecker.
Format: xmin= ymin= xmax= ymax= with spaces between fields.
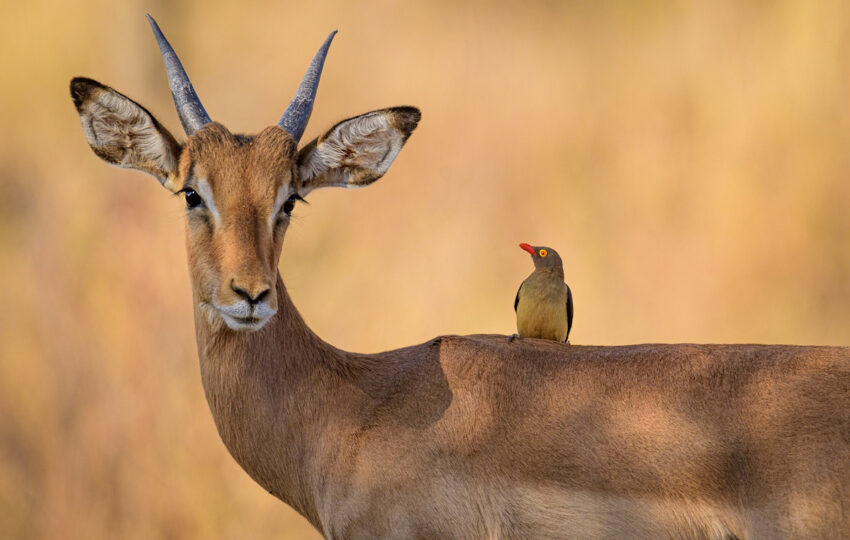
xmin=512 ymin=243 xmax=573 ymax=343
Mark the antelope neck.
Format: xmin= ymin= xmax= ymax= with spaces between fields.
xmin=191 ymin=272 xmax=348 ymax=528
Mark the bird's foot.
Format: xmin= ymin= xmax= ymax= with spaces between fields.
xmin=507 ymin=334 xmax=519 ymax=343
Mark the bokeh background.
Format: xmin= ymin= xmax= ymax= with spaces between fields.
xmin=2 ymin=0 xmax=849 ymax=537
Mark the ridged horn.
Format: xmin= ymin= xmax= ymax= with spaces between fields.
xmin=278 ymin=30 xmax=337 ymax=142
xmin=146 ymin=14 xmax=212 ymax=135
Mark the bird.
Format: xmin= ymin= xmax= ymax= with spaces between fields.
xmin=511 ymin=243 xmax=573 ymax=343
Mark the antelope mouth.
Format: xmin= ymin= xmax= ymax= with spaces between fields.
xmin=219 ymin=310 xmax=275 ymax=332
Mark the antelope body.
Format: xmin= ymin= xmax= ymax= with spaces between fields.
xmin=72 ymin=17 xmax=850 ymax=539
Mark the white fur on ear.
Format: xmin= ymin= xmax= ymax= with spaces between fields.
xmin=72 ymin=78 xmax=181 ymax=187
xmin=298 ymin=110 xmax=407 ymax=192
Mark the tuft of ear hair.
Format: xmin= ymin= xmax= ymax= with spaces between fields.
xmin=70 ymin=77 xmax=182 ymax=189
xmin=296 ymin=106 xmax=420 ymax=194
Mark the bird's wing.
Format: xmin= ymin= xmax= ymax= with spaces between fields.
xmin=514 ymin=283 xmax=523 ymax=312
xmin=565 ymin=284 xmax=574 ymax=340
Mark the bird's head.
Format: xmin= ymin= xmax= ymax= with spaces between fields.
xmin=519 ymin=243 xmax=563 ymax=272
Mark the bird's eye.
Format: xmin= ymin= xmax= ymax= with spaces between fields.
xmin=539 ymin=249 xmax=548 ymax=258
xmin=184 ymin=189 xmax=203 ymax=210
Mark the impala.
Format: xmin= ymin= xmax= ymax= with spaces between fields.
xmin=71 ymin=15 xmax=850 ymax=539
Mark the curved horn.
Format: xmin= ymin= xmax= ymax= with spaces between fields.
xmin=278 ymin=30 xmax=337 ymax=142
xmin=146 ymin=14 xmax=211 ymax=135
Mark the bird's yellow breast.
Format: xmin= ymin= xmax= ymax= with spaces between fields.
xmin=516 ymin=273 xmax=568 ymax=342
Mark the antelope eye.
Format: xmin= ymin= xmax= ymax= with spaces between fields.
xmin=282 ymin=194 xmax=298 ymax=215
xmin=184 ymin=189 xmax=203 ymax=209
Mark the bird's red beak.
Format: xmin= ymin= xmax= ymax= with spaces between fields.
xmin=519 ymin=243 xmax=535 ymax=255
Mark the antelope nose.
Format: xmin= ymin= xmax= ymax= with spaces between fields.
xmin=230 ymin=281 xmax=271 ymax=305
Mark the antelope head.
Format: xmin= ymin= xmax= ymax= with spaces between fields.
xmin=71 ymin=16 xmax=420 ymax=331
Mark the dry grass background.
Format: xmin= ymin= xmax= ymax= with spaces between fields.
xmin=1 ymin=0 xmax=849 ymax=537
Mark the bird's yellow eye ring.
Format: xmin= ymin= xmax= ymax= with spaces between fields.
xmin=539 ymin=249 xmax=548 ymax=257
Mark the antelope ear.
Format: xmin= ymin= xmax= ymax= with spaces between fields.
xmin=296 ymin=106 xmax=420 ymax=194
xmin=70 ymin=77 xmax=182 ymax=191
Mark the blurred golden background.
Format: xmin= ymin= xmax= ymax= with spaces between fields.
xmin=2 ymin=0 xmax=849 ymax=537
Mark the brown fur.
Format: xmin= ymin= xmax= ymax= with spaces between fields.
xmin=70 ymin=76 xmax=850 ymax=539
xmin=199 ymin=281 xmax=850 ymax=538
xmin=179 ymin=123 xmax=295 ymax=314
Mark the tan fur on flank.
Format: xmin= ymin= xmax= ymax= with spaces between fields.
xmin=71 ymin=71 xmax=850 ymax=539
